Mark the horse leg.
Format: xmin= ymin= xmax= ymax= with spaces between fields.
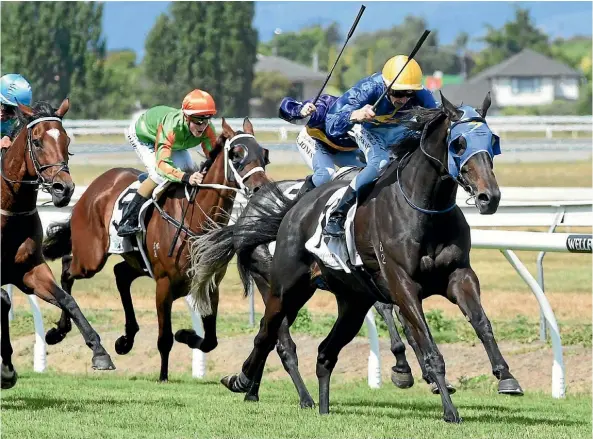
xmin=114 ymin=261 xmax=143 ymax=355
xmin=21 ymin=263 xmax=115 ymax=370
xmin=1 ymin=288 xmax=17 ymax=389
xmin=45 ymin=255 xmax=74 ymax=345
xmin=243 ymin=272 xmax=316 ymax=408
xmin=221 ymin=261 xmax=311 ymax=397
xmin=394 ymin=308 xmax=456 ymax=394
xmin=448 ymin=268 xmax=523 ymax=395
xmin=175 ymin=267 xmax=224 ymax=354
xmin=317 ymin=293 xmax=375 ymax=415
xmin=377 ymin=268 xmax=461 ymax=423
xmin=155 ymin=277 xmax=174 ymax=382
xmin=373 ymin=302 xmax=414 ymax=389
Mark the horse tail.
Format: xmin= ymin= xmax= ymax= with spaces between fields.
xmin=188 ymin=181 xmax=296 ymax=315
xmin=233 ymin=181 xmax=296 ymax=254
xmin=232 ymin=181 xmax=296 ymax=293
xmin=42 ymin=220 xmax=72 ymax=260
xmin=188 ymin=223 xmax=237 ymax=316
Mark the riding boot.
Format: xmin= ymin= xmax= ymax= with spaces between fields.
xmin=322 ymin=186 xmax=357 ymax=238
xmin=117 ymin=193 xmax=148 ymax=237
xmin=296 ymin=175 xmax=316 ymax=198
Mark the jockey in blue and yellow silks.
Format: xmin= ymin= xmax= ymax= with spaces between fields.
xmin=279 ymin=94 xmax=364 ymax=197
xmin=322 ymin=55 xmax=438 ymax=237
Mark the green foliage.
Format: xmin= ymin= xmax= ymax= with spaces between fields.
xmin=500 ymin=99 xmax=588 ymax=116
xmin=252 ymin=71 xmax=292 ymax=116
xmin=472 ymin=6 xmax=551 ymax=76
xmin=142 ymin=2 xmax=257 ymax=117
xmin=1 ymin=2 xmax=108 ymax=118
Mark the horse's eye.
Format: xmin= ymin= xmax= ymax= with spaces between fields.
xmin=32 ymin=138 xmax=42 ymax=149
xmin=454 ymin=137 xmax=467 ymax=155
xmin=232 ymin=145 xmax=246 ymax=160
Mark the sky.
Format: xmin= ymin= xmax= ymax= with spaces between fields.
xmin=102 ymin=1 xmax=593 ymax=60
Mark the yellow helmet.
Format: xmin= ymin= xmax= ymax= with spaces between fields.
xmin=382 ymin=55 xmax=423 ymax=91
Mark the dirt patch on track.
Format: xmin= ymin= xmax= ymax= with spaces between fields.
xmin=11 ymin=320 xmax=591 ymax=394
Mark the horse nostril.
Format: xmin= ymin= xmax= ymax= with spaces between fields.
xmin=477 ymin=192 xmax=490 ymax=204
xmin=52 ymin=183 xmax=65 ymax=194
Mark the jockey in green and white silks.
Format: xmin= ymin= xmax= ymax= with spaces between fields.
xmin=118 ymin=89 xmax=218 ymax=237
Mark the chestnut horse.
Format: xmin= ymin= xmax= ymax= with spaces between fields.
xmin=42 ymin=118 xmax=270 ymax=381
xmin=1 ymin=99 xmax=115 ymax=389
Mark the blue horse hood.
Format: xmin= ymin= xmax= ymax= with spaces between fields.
xmin=446 ymin=106 xmax=501 ymax=179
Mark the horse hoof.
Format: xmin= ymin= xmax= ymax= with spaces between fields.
xmin=221 ymin=375 xmax=237 ymax=391
xmin=1 ymin=364 xmax=17 ymax=390
xmin=175 ymin=329 xmax=202 ymax=348
xmin=391 ymin=369 xmax=414 ymax=389
xmin=244 ymin=393 xmax=259 ymax=402
xmin=443 ymin=412 xmax=463 ymax=424
xmin=114 ymin=336 xmax=134 ymax=355
xmin=92 ymin=354 xmax=116 ymax=371
xmin=498 ymin=378 xmax=524 ymax=396
xmin=300 ymin=397 xmax=316 ymax=409
xmin=429 ymin=380 xmax=456 ymax=395
xmin=45 ymin=327 xmax=67 ymax=345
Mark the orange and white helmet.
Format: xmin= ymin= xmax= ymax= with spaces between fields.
xmin=182 ymin=89 xmax=217 ymax=117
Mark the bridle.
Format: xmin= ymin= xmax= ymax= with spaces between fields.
xmin=396 ymin=115 xmax=489 ymax=215
xmin=197 ymin=133 xmax=265 ymax=197
xmin=1 ymin=116 xmax=70 ymax=193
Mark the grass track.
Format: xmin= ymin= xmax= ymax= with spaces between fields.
xmin=3 ymin=373 xmax=591 ymax=439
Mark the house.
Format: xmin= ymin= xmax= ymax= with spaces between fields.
xmin=250 ymin=54 xmax=327 ymax=117
xmin=440 ymin=49 xmax=583 ymax=112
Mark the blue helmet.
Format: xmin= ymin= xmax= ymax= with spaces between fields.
xmin=1 ymin=74 xmax=33 ymax=107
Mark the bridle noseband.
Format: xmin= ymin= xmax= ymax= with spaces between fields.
xmin=1 ymin=116 xmax=70 ymax=193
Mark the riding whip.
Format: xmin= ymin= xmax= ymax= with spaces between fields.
xmin=312 ymin=4 xmax=366 ymax=105
xmin=167 ymin=185 xmax=198 ymax=257
xmin=372 ymin=29 xmax=431 ymax=112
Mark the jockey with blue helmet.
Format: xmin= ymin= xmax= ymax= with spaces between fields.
xmin=1 ymin=74 xmax=33 ymax=148
xmin=322 ymin=55 xmax=438 ymax=237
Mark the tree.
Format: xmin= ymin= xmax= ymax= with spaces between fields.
xmin=1 ymin=2 xmax=108 ymax=118
xmin=102 ymin=50 xmax=141 ymax=118
xmin=472 ymin=7 xmax=550 ymax=75
xmin=252 ymin=72 xmax=292 ymax=116
xmin=142 ymin=2 xmax=257 ymax=117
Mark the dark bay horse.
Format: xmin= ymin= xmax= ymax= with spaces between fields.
xmin=42 ymin=118 xmax=270 ymax=381
xmin=1 ymin=99 xmax=115 ymax=389
xmin=219 ymin=93 xmax=523 ymax=423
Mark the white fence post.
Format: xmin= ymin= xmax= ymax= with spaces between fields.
xmin=184 ymin=296 xmax=206 ymax=379
xmin=26 ymin=295 xmax=47 ymax=373
xmin=6 ymin=284 xmax=14 ymax=321
xmin=501 ymin=250 xmax=565 ymax=398
xmin=364 ymin=308 xmax=382 ymax=389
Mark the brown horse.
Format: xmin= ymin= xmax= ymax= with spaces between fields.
xmin=42 ymin=118 xmax=270 ymax=381
xmin=1 ymin=99 xmax=116 ymax=389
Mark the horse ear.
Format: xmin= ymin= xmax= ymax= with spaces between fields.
xmin=243 ymin=117 xmax=254 ymax=135
xmin=55 ymin=98 xmax=70 ymax=117
xmin=221 ymin=117 xmax=235 ymax=139
xmin=16 ymin=101 xmax=34 ymax=117
xmin=439 ymin=91 xmax=462 ymax=121
xmin=478 ymin=92 xmax=491 ymax=118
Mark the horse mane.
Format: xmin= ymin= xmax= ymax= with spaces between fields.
xmin=388 ymin=106 xmax=446 ymax=160
xmin=10 ymin=101 xmax=62 ymax=138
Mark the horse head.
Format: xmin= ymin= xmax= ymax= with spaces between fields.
xmin=438 ymin=91 xmax=501 ymax=214
xmin=13 ymin=98 xmax=74 ymax=207
xmin=217 ymin=117 xmax=270 ymax=195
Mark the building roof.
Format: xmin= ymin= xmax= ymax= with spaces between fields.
xmin=472 ymin=48 xmax=582 ymax=80
xmin=439 ymin=48 xmax=583 ymax=108
xmin=255 ymin=54 xmax=327 ymax=82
